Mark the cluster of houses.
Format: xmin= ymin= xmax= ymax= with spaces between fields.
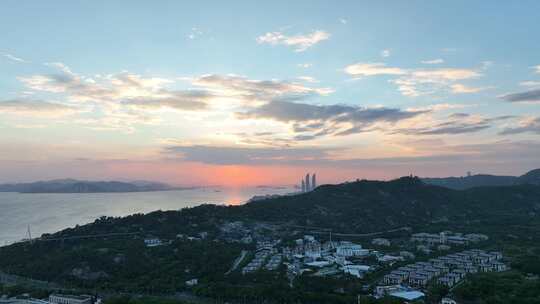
xmin=265 ymin=253 xmax=283 ymax=271
xmin=411 ymin=232 xmax=489 ymax=246
xmin=282 ymin=236 xmax=374 ymax=279
xmin=242 ymin=246 xmax=279 ymax=274
xmin=383 ymin=249 xmax=506 ymax=288
xmin=240 ymin=235 xmax=377 ymax=279
xmin=0 ymin=294 xmax=96 ymax=304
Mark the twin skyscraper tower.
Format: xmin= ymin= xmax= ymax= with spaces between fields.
xmin=300 ymin=173 xmax=317 ymax=193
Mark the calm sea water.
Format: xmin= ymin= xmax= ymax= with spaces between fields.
xmin=0 ymin=186 xmax=294 ymax=245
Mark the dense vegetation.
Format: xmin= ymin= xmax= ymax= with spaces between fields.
xmin=453 ymin=271 xmax=540 ymax=304
xmin=0 ymin=237 xmax=242 ymax=293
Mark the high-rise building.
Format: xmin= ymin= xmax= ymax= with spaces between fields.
xmin=301 ymin=180 xmax=306 ymax=193
xmin=305 ymin=173 xmax=310 ymax=192
xmin=312 ymin=173 xmax=316 ymax=190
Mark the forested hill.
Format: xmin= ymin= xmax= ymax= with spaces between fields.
xmin=238 ymin=177 xmax=540 ymax=233
xmin=41 ymin=177 xmax=540 ymax=239
xmin=421 ymin=168 xmax=540 ymax=190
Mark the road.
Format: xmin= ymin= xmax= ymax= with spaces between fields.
xmin=226 ymin=250 xmax=249 ymax=275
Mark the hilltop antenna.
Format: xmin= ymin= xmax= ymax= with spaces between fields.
xmin=27 ymin=225 xmax=32 ymax=240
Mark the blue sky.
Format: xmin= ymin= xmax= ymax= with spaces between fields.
xmin=1 ymin=1 xmax=540 ymax=185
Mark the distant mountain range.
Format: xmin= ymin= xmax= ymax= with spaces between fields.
xmin=2 ymin=168 xmax=539 ymax=193
xmin=422 ymin=168 xmax=540 ymax=190
xmin=0 ymin=179 xmax=178 ymax=193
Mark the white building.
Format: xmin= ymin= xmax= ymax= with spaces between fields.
xmin=49 ymin=295 xmax=92 ymax=304
xmin=144 ymin=238 xmax=163 ymax=247
xmin=336 ymin=242 xmax=368 ymax=257
xmin=372 ymin=238 xmax=391 ymax=247
xmin=342 ymin=265 xmax=370 ymax=278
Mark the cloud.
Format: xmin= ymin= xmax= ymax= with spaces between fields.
xmin=450 ymin=83 xmax=488 ymax=94
xmin=410 ymin=69 xmax=481 ymax=81
xmin=187 ymin=27 xmax=203 ymax=40
xmin=380 ymin=49 xmax=391 ymax=58
xmin=421 ymin=59 xmax=444 ymax=64
xmin=124 ymin=90 xmax=211 ymax=111
xmin=533 ymin=65 xmax=540 ymax=74
xmin=21 ymin=65 xmax=332 ymax=112
xmin=45 ymin=62 xmax=73 ymax=74
xmin=344 ymin=62 xmax=406 ymax=77
xmin=19 ymin=64 xmax=208 ymax=111
xmin=0 ymin=99 xmax=77 ymax=117
xmin=398 ymin=121 xmax=490 ymax=135
xmin=160 ymin=140 xmax=540 ymax=173
xmin=18 ymin=65 xmax=336 ymax=132
xmin=191 ymin=74 xmax=333 ymax=105
xmin=394 ymin=113 xmax=513 ymax=135
xmin=394 ymin=68 xmax=481 ymax=97
xmin=236 ymin=100 xmax=428 ymax=139
xmin=2 ymin=53 xmax=28 ymax=63
xmin=408 ymin=103 xmax=476 ymax=112
xmin=17 ymin=64 xmax=216 ymax=131
xmin=345 ymin=61 xmax=482 ymax=97
xmin=297 ymin=63 xmax=313 ymax=68
xmin=297 ymin=76 xmax=318 ymax=83
xmin=256 ymin=30 xmax=330 ymax=52
xmin=339 ymin=18 xmax=347 ymax=24
xmin=480 ymin=61 xmax=493 ymax=70
xmin=499 ymin=116 xmax=540 ymax=135
xmin=519 ymin=81 xmax=540 ymax=87
xmin=164 ymin=144 xmax=331 ymax=165
xmin=499 ymin=88 xmax=540 ymax=103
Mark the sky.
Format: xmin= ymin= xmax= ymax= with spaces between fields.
xmin=1 ymin=1 xmax=540 ymax=186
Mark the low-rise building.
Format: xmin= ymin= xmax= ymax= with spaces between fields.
xmin=447 ymin=236 xmax=468 ymax=245
xmin=342 ymin=265 xmax=370 ymax=278
xmin=464 ymin=233 xmax=489 ymax=242
xmin=49 ymin=294 xmax=92 ymax=304
xmin=383 ymin=274 xmax=404 ymax=285
xmin=390 ymin=291 xmax=425 ymax=302
xmin=144 ymin=238 xmax=163 ymax=247
xmin=336 ymin=242 xmax=368 ymax=257
xmin=441 ymin=297 xmax=457 ymax=304
xmin=409 ymin=273 xmax=429 ymax=286
xmin=438 ymin=276 xmax=455 ymax=288
xmin=375 ymin=285 xmax=405 ymax=298
xmin=453 ymin=268 xmax=466 ymax=279
xmin=491 ymin=261 xmax=507 ymax=272
xmin=400 ymin=251 xmax=416 ymax=260
xmin=378 ymin=255 xmax=404 ymax=263
xmin=372 ymin=238 xmax=391 ymax=247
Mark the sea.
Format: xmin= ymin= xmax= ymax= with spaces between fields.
xmin=0 ymin=186 xmax=295 ymax=246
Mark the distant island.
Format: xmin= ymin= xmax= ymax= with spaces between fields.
xmin=421 ymin=168 xmax=540 ymax=190
xmin=0 ymin=179 xmax=190 ymax=193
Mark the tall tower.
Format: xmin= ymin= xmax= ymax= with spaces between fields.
xmin=301 ymin=179 xmax=306 ymax=193
xmin=305 ymin=173 xmax=310 ymax=192
xmin=312 ymin=173 xmax=316 ymax=190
